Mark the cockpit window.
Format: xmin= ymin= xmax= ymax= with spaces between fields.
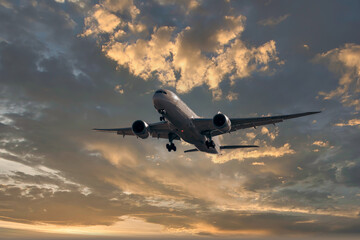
xmin=155 ymin=90 xmax=167 ymax=94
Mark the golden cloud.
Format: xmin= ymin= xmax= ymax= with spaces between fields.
xmin=82 ymin=6 xmax=122 ymax=36
xmin=334 ymin=118 xmax=360 ymax=127
xmin=261 ymin=126 xmax=278 ymax=140
xmin=315 ymin=43 xmax=360 ymax=110
xmin=82 ymin=1 xmax=280 ymax=98
xmin=312 ymin=140 xmax=329 ymax=147
xmin=102 ymin=0 xmax=140 ymax=18
xmin=252 ymin=162 xmax=265 ymax=166
xmin=246 ymin=132 xmax=257 ymax=140
xmin=210 ymin=143 xmax=295 ymax=164
xmin=85 ymin=142 xmax=139 ymax=167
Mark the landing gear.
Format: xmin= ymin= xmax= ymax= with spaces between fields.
xmin=206 ymin=140 xmax=215 ymax=148
xmin=166 ymin=133 xmax=177 ymax=152
xmin=205 ymin=132 xmax=215 ymax=148
xmin=158 ymin=109 xmax=166 ymax=121
xmin=166 ymin=143 xmax=176 ymax=152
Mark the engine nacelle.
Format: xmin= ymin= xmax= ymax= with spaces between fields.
xmin=132 ymin=120 xmax=150 ymax=139
xmin=213 ymin=113 xmax=231 ymax=132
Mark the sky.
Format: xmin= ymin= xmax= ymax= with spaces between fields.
xmin=0 ymin=0 xmax=360 ymax=239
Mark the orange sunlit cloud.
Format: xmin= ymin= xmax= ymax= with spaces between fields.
xmin=1 ymin=0 xmax=360 ymax=239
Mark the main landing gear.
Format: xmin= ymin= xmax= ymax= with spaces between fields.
xmin=205 ymin=133 xmax=215 ymax=149
xmin=205 ymin=140 xmax=215 ymax=148
xmin=166 ymin=143 xmax=176 ymax=152
xmin=166 ymin=133 xmax=177 ymax=152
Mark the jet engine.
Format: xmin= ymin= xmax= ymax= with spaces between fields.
xmin=132 ymin=120 xmax=150 ymax=139
xmin=213 ymin=113 xmax=231 ymax=132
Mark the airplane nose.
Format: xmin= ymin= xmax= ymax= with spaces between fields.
xmin=153 ymin=91 xmax=160 ymax=100
xmin=153 ymin=89 xmax=170 ymax=109
xmin=152 ymin=92 xmax=161 ymax=107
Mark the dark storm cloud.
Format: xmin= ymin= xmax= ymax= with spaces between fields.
xmin=340 ymin=163 xmax=360 ymax=187
xmin=0 ymin=0 xmax=360 ymax=238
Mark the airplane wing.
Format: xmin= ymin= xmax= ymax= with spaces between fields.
xmin=93 ymin=121 xmax=180 ymax=140
xmin=192 ymin=111 xmax=321 ymax=137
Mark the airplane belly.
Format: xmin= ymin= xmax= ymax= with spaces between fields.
xmin=154 ymin=94 xmax=220 ymax=152
xmin=180 ymin=127 xmax=204 ymax=144
xmin=163 ymin=102 xmax=204 ymax=144
xmin=194 ymin=138 xmax=220 ymax=154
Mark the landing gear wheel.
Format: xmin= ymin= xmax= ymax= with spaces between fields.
xmin=160 ymin=116 xmax=165 ymax=121
xmin=206 ymin=140 xmax=215 ymax=149
xmin=166 ymin=143 xmax=176 ymax=152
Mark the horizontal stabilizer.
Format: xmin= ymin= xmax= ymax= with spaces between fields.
xmin=220 ymin=145 xmax=258 ymax=149
xmin=184 ymin=148 xmax=199 ymax=153
xmin=184 ymin=145 xmax=258 ymax=153
xmin=93 ymin=128 xmax=123 ymax=132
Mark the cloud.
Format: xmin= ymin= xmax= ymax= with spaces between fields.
xmin=335 ymin=119 xmax=360 ymax=127
xmin=1 ymin=1 xmax=360 ymax=238
xmin=104 ymin=26 xmax=177 ymax=86
xmin=339 ymin=163 xmax=360 ymax=187
xmin=252 ymin=162 xmax=265 ymax=166
xmin=246 ymin=132 xmax=256 ymax=140
xmin=82 ymin=6 xmax=122 ymax=36
xmin=211 ymin=143 xmax=295 ymax=163
xmin=0 ymin=184 xmax=157 ymax=226
xmin=258 ymin=14 xmax=290 ymax=27
xmin=102 ymin=0 xmax=140 ymax=18
xmin=314 ymin=43 xmax=360 ymax=110
xmin=261 ymin=126 xmax=278 ymax=140
xmin=312 ymin=140 xmax=329 ymax=147
xmin=225 ymin=91 xmax=238 ymax=101
xmin=82 ymin=1 xmax=281 ymax=97
xmin=156 ymin=0 xmax=200 ymax=13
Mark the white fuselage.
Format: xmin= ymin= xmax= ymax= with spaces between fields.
xmin=153 ymin=89 xmax=220 ymax=154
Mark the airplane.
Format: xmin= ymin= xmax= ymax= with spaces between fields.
xmin=93 ymin=89 xmax=320 ymax=154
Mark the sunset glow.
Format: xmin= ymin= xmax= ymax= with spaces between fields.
xmin=0 ymin=0 xmax=360 ymax=239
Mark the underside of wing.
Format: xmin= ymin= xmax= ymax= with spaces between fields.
xmin=229 ymin=111 xmax=321 ymax=132
xmin=151 ymin=131 xmax=180 ymax=140
xmin=93 ymin=121 xmax=180 ymax=140
xmin=93 ymin=127 xmax=134 ymax=136
xmin=192 ymin=111 xmax=320 ymax=137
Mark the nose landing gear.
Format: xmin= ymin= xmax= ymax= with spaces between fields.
xmin=158 ymin=109 xmax=166 ymax=121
